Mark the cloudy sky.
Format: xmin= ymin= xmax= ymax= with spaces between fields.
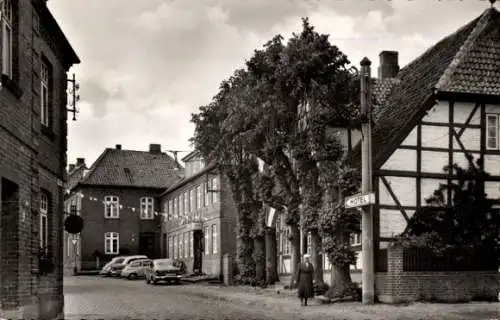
xmin=47 ymin=0 xmax=494 ymax=167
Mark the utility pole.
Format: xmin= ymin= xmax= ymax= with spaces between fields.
xmin=360 ymin=57 xmax=374 ymax=304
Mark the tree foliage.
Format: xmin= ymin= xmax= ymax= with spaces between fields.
xmin=396 ymin=158 xmax=500 ymax=265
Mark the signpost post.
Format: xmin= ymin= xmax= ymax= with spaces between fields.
xmin=359 ymin=57 xmax=375 ymax=304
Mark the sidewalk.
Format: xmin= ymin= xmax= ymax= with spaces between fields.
xmin=190 ymin=282 xmax=499 ymax=320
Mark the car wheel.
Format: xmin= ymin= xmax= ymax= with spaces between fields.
xmin=146 ymin=277 xmax=150 ymax=284
xmin=128 ymin=273 xmax=137 ymax=280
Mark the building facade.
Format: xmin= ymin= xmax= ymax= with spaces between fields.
xmin=65 ymin=144 xmax=182 ymax=271
xmin=160 ymin=151 xmax=238 ymax=278
xmin=0 ymin=0 xmax=79 ymax=319
xmin=348 ymin=7 xmax=500 ymax=302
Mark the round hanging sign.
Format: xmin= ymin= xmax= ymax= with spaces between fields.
xmin=64 ymin=214 xmax=84 ymax=234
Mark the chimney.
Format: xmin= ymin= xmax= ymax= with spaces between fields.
xmin=378 ymin=51 xmax=399 ymax=79
xmin=68 ymin=164 xmax=75 ymax=172
xmin=149 ymin=144 xmax=161 ymax=153
xmin=76 ymin=158 xmax=85 ymax=167
xmin=116 ymin=144 xmax=122 ymax=150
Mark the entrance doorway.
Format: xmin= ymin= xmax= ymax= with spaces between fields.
xmin=139 ymin=233 xmax=155 ymax=258
xmin=193 ymin=230 xmax=203 ymax=273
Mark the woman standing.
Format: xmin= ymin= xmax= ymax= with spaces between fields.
xmin=296 ymin=253 xmax=314 ymax=306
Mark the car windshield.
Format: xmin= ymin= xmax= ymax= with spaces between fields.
xmin=154 ymin=261 xmax=175 ymax=268
xmin=114 ymin=258 xmax=124 ymax=264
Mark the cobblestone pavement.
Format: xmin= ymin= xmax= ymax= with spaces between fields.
xmin=64 ymin=276 xmax=499 ymax=320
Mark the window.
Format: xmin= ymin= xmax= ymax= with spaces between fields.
xmin=350 ymin=232 xmax=361 ymax=246
xmin=40 ymin=60 xmax=50 ymax=127
xmin=179 ymin=233 xmax=184 ymax=258
xmin=211 ymin=224 xmax=218 ymax=254
xmin=307 ymin=232 xmax=312 ymax=255
xmin=173 ymin=197 xmax=178 ymax=217
xmin=168 ymin=200 xmax=173 ymax=220
xmin=104 ymin=196 xmax=119 ymax=218
xmin=168 ymin=236 xmax=173 ymax=258
xmin=212 ymin=178 xmax=218 ymax=203
xmin=104 ymin=232 xmax=119 ymax=254
xmin=204 ymin=226 xmax=209 ymax=255
xmin=173 ymin=235 xmax=177 ymax=258
xmin=2 ymin=0 xmax=12 ymax=78
xmin=196 ymin=185 xmax=202 ymax=209
xmin=204 ymin=182 xmax=209 ymax=206
xmin=66 ymin=234 xmax=71 ymax=257
xmin=40 ymin=192 xmax=49 ymax=253
xmin=140 ymin=197 xmax=154 ymax=219
xmin=486 ymin=114 xmax=499 ymax=150
xmin=184 ymin=192 xmax=189 ymax=215
xmin=283 ymin=228 xmax=290 ymax=255
xmin=189 ymin=231 xmax=193 ymax=258
xmin=183 ymin=232 xmax=188 ymax=258
xmin=190 ymin=189 xmax=194 ymax=213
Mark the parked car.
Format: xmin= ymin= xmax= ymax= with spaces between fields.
xmin=99 ymin=256 xmax=127 ymax=276
xmin=120 ymin=258 xmax=152 ymax=280
xmin=109 ymin=255 xmax=148 ymax=277
xmin=145 ymin=258 xmax=183 ymax=285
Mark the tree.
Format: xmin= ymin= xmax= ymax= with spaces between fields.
xmin=396 ymin=158 xmax=500 ymax=265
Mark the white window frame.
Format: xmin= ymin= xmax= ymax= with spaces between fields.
xmin=2 ymin=0 xmax=12 ymax=78
xmin=196 ymin=185 xmax=202 ymax=209
xmin=168 ymin=236 xmax=173 ymax=258
xmin=486 ymin=113 xmax=499 ymax=150
xmin=350 ymin=232 xmax=361 ymax=246
xmin=66 ymin=234 xmax=71 ymax=257
xmin=168 ymin=200 xmax=173 ymax=220
xmin=104 ymin=196 xmax=119 ymax=219
xmin=183 ymin=232 xmax=187 ymax=258
xmin=212 ymin=178 xmax=218 ymax=203
xmin=104 ymin=232 xmax=119 ymax=255
xmin=179 ymin=233 xmax=184 ymax=258
xmin=184 ymin=191 xmax=189 ymax=215
xmin=41 ymin=60 xmax=50 ymax=127
xmin=173 ymin=235 xmax=177 ymax=258
xmin=40 ymin=192 xmax=48 ymax=253
xmin=211 ymin=224 xmax=218 ymax=254
xmin=204 ymin=226 xmax=209 ymax=255
xmin=189 ymin=231 xmax=194 ymax=258
xmin=190 ymin=189 xmax=194 ymax=213
xmin=140 ymin=197 xmax=154 ymax=220
xmin=204 ymin=182 xmax=209 ymax=206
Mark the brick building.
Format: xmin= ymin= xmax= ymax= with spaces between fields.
xmin=66 ymin=144 xmax=182 ymax=271
xmin=160 ymin=151 xmax=238 ymax=278
xmin=347 ymin=7 xmax=500 ymax=302
xmin=0 ymin=0 xmax=79 ymax=319
xmin=63 ymin=157 xmax=87 ymax=274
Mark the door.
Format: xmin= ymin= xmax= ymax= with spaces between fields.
xmin=139 ymin=233 xmax=155 ymax=258
xmin=193 ymin=230 xmax=203 ymax=273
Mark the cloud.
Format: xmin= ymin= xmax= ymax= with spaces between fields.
xmin=48 ymin=0 xmax=492 ymax=166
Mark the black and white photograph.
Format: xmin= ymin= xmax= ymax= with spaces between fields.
xmin=0 ymin=0 xmax=499 ymax=319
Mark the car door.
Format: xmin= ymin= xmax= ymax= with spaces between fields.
xmin=138 ymin=260 xmax=148 ymax=277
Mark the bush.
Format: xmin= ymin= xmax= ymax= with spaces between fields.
xmin=314 ymin=282 xmax=330 ymax=295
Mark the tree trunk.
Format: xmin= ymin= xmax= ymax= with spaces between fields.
xmin=325 ymin=230 xmax=359 ymax=300
xmin=289 ymin=223 xmax=301 ymax=288
xmin=311 ymin=230 xmax=324 ymax=284
xmin=265 ymin=227 xmax=278 ymax=285
xmin=236 ymin=230 xmax=255 ymax=284
xmin=253 ymin=236 xmax=266 ymax=285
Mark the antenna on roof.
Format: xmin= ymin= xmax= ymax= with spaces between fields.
xmin=165 ymin=149 xmax=190 ymax=169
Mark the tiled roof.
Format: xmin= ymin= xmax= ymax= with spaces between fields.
xmin=67 ymin=165 xmax=87 ymax=190
xmin=350 ymin=8 xmax=499 ymax=169
xmin=77 ymin=149 xmax=183 ymax=189
xmin=372 ymin=78 xmax=401 ymax=119
xmin=435 ymin=8 xmax=500 ymax=95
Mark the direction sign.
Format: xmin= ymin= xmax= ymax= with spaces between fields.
xmin=344 ymin=193 xmax=375 ymax=208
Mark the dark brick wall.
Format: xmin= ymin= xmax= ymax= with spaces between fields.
xmin=375 ymin=245 xmax=500 ymax=303
xmin=78 ymin=186 xmax=163 ymax=269
xmin=0 ymin=1 xmax=76 ymax=319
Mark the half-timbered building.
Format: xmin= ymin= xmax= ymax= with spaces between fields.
xmin=349 ymin=7 xmax=500 ymax=303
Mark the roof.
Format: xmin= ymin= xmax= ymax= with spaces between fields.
xmin=66 ymin=164 xmax=87 ymax=190
xmin=33 ymin=0 xmax=80 ymax=66
xmin=350 ymin=8 xmax=500 ymax=169
xmin=75 ymin=148 xmax=183 ymax=189
xmin=160 ymin=161 xmax=218 ymax=196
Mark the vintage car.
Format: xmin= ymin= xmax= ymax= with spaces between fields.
xmin=145 ymin=258 xmax=183 ymax=285
xmin=99 ymin=256 xmax=127 ymax=276
xmin=120 ymin=258 xmax=152 ymax=280
xmin=109 ymin=255 xmax=148 ymax=277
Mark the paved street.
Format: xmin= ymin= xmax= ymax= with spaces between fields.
xmin=65 ymin=276 xmax=499 ymax=320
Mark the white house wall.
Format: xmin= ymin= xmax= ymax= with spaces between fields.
xmin=422 ymin=101 xmax=449 ymax=122
xmin=454 ymin=102 xmax=481 ymax=124
xmin=381 ymin=149 xmax=416 ymax=171
xmin=421 ymin=125 xmax=448 ymax=148
xmin=378 ymin=177 xmax=417 ymax=207
xmin=421 ymin=178 xmax=448 ymax=205
xmin=400 ymin=127 xmax=417 ymax=146
xmin=421 ymin=151 xmax=448 ymax=173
